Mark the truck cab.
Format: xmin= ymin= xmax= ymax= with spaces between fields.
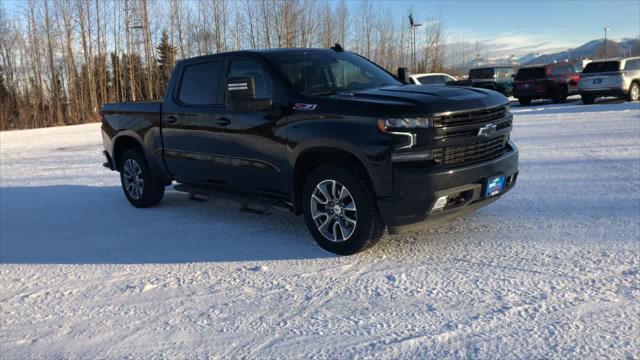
xmin=101 ymin=47 xmax=519 ymax=255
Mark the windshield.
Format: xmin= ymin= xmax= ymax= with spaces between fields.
xmin=583 ymin=61 xmax=620 ymax=73
xmin=515 ymin=67 xmax=547 ymax=81
xmin=469 ymin=68 xmax=495 ymax=79
xmin=418 ymin=75 xmax=446 ymax=84
xmin=265 ymin=51 xmax=401 ymax=95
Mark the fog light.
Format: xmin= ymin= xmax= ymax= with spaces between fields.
xmin=432 ymin=196 xmax=448 ymax=211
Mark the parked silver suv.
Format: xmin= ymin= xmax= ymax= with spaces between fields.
xmin=579 ymin=57 xmax=640 ymax=104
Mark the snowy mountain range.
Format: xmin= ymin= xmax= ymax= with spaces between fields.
xmin=447 ymin=37 xmax=639 ymax=70
xmin=520 ymin=37 xmax=639 ymax=65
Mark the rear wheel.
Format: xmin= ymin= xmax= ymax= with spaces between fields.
xmin=628 ymin=82 xmax=640 ymax=102
xmin=119 ymin=149 xmax=165 ymax=208
xmin=302 ymin=165 xmax=384 ymax=255
xmin=581 ymin=95 xmax=596 ymax=105
xmin=518 ymin=98 xmax=532 ymax=106
xmin=553 ymin=86 xmax=568 ymax=103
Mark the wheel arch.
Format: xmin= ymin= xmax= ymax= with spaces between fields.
xmin=112 ymin=134 xmax=145 ymax=170
xmin=292 ymin=146 xmax=376 ymax=214
xmin=112 ymin=132 xmax=172 ymax=185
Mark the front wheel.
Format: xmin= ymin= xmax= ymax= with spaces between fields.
xmin=518 ymin=98 xmax=532 ymax=106
xmin=119 ymin=149 xmax=165 ymax=208
xmin=581 ymin=95 xmax=596 ymax=105
xmin=302 ymin=165 xmax=384 ymax=255
xmin=553 ymin=86 xmax=568 ymax=103
xmin=628 ymin=82 xmax=640 ymax=102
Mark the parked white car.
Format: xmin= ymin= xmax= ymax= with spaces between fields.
xmin=409 ymin=73 xmax=457 ymax=85
xmin=579 ymin=57 xmax=640 ymax=104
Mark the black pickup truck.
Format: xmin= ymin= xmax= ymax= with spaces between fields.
xmin=101 ymin=47 xmax=519 ymax=255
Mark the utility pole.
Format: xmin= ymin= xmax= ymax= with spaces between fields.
xmin=408 ymin=14 xmax=422 ymax=72
xmin=604 ymin=26 xmax=611 ymax=58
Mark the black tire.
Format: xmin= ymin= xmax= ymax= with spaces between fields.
xmin=119 ymin=149 xmax=165 ymax=208
xmin=627 ymin=82 xmax=640 ymax=102
xmin=581 ymin=95 xmax=596 ymax=105
xmin=302 ymin=165 xmax=384 ymax=255
xmin=518 ymin=98 xmax=532 ymax=106
xmin=553 ymin=86 xmax=568 ymax=103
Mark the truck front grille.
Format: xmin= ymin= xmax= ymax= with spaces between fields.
xmin=433 ymin=104 xmax=508 ymax=127
xmin=433 ymin=136 xmax=508 ymax=167
xmin=435 ymin=120 xmax=512 ymax=141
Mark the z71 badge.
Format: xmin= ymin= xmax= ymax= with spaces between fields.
xmin=293 ymin=103 xmax=318 ymax=111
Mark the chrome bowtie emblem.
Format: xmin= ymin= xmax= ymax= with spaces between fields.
xmin=478 ymin=123 xmax=497 ymax=137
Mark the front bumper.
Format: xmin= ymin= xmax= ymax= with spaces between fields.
xmin=378 ymin=142 xmax=519 ymax=234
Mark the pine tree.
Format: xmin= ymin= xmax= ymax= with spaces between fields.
xmin=156 ymin=30 xmax=176 ymax=98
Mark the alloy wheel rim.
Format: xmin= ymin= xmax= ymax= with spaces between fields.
xmin=632 ymin=84 xmax=639 ymax=101
xmin=310 ymin=179 xmax=357 ymax=242
xmin=123 ymin=159 xmax=144 ymax=200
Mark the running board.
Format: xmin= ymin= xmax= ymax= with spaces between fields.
xmin=173 ymin=184 xmax=293 ymax=215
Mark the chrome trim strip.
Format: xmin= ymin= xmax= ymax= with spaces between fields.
xmin=388 ymin=131 xmax=416 ymax=150
xmin=432 ymin=102 xmax=509 ymax=118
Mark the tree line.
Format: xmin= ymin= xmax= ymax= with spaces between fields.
xmin=0 ymin=0 xmax=448 ymax=130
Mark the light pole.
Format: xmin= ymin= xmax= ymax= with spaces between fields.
xmin=408 ymin=14 xmax=423 ymax=72
xmin=603 ymin=26 xmax=611 ymax=58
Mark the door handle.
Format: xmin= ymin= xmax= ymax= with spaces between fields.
xmin=166 ymin=116 xmax=179 ymax=125
xmin=216 ymin=117 xmax=231 ymax=126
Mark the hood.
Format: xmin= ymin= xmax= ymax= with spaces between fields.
xmin=325 ymin=85 xmax=508 ymax=116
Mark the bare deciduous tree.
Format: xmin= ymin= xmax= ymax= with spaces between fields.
xmin=0 ymin=0 xmax=461 ymax=130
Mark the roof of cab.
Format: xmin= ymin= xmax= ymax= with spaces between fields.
xmin=177 ymin=48 xmax=340 ymax=64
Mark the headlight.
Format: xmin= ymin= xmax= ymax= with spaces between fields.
xmin=377 ymin=117 xmax=431 ymax=132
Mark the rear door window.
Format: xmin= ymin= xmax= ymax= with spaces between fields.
xmin=515 ymin=68 xmax=546 ymax=80
xmin=418 ymin=75 xmax=445 ymax=84
xmin=583 ymin=61 xmax=621 ymax=73
xmin=178 ymin=61 xmax=223 ymax=105
xmin=624 ymin=59 xmax=639 ymax=71
xmin=469 ymin=68 xmax=495 ymax=79
xmin=496 ymin=68 xmax=513 ymax=79
xmin=550 ymin=64 xmax=573 ymax=75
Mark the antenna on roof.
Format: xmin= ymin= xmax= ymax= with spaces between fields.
xmin=331 ymin=43 xmax=344 ymax=52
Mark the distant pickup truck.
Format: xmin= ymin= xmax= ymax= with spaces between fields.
xmin=513 ymin=63 xmax=580 ymax=105
xmin=448 ymin=66 xmax=515 ymax=96
xmin=101 ymin=47 xmax=519 ymax=255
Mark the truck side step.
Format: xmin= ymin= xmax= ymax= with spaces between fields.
xmin=173 ymin=183 xmax=291 ymax=215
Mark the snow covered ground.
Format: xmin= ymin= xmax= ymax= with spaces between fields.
xmin=1 ymin=99 xmax=639 ymax=359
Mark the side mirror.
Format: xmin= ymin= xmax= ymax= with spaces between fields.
xmin=226 ymin=76 xmax=272 ymax=112
xmin=227 ymin=76 xmax=256 ymax=100
xmin=397 ymin=67 xmax=410 ymax=84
